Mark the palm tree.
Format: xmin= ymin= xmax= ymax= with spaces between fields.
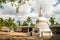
xmin=0 ymin=18 xmax=4 ymax=31
xmin=49 ymin=17 xmax=55 ymax=25
xmin=4 ymin=18 xmax=15 ymax=32
xmin=26 ymin=17 xmax=35 ymax=27
xmin=12 ymin=23 xmax=17 ymax=31
xmin=17 ymin=20 xmax=21 ymax=26
xmin=0 ymin=0 xmax=31 ymax=28
xmin=6 ymin=18 xmax=14 ymax=27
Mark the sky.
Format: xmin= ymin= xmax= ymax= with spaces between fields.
xmin=0 ymin=0 xmax=60 ymax=23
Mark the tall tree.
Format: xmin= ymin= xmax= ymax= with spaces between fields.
xmin=17 ymin=20 xmax=21 ymax=26
xmin=5 ymin=18 xmax=14 ymax=28
xmin=26 ymin=17 xmax=32 ymax=27
xmin=12 ymin=23 xmax=17 ymax=31
xmin=49 ymin=17 xmax=55 ymax=25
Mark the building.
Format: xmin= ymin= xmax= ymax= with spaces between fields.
xmin=1 ymin=27 xmax=10 ymax=32
xmin=16 ymin=26 xmax=33 ymax=36
xmin=50 ymin=25 xmax=60 ymax=35
xmin=0 ymin=5 xmax=53 ymax=37
xmin=32 ymin=6 xmax=53 ymax=37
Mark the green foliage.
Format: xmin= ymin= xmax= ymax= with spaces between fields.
xmin=0 ymin=4 xmax=3 ymax=8
xmin=0 ymin=0 xmax=2 ymax=3
xmin=30 ymin=22 xmax=35 ymax=27
xmin=16 ymin=0 xmax=26 ymax=13
xmin=2 ymin=0 xmax=6 ymax=3
xmin=22 ymin=17 xmax=35 ymax=27
xmin=0 ymin=0 xmax=6 ymax=3
xmin=0 ymin=18 xmax=4 ymax=29
xmin=6 ymin=18 xmax=14 ymax=27
xmin=0 ymin=0 xmax=6 ymax=8
xmin=0 ymin=0 xmax=29 ymax=13
xmin=12 ymin=23 xmax=17 ymax=31
xmin=49 ymin=17 xmax=55 ymax=25
xmin=55 ymin=22 xmax=59 ymax=25
xmin=3 ymin=19 xmax=8 ymax=26
xmin=17 ymin=20 xmax=21 ymax=26
xmin=10 ymin=0 xmax=15 ymax=6
xmin=18 ymin=0 xmax=22 ymax=3
xmin=22 ymin=21 xmax=28 ymax=26
xmin=26 ymin=17 xmax=31 ymax=23
xmin=54 ymin=22 xmax=60 ymax=26
xmin=49 ymin=17 xmax=60 ymax=26
xmin=0 ymin=17 xmax=18 ymax=31
xmin=10 ymin=0 xmax=15 ymax=2
xmin=18 ymin=0 xmax=26 ymax=5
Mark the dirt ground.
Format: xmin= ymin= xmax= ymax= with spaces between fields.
xmin=0 ymin=32 xmax=60 ymax=40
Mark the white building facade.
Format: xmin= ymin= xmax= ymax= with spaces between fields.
xmin=32 ymin=6 xmax=53 ymax=37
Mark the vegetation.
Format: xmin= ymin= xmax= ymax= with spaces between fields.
xmin=17 ymin=20 xmax=21 ymax=26
xmin=12 ymin=23 xmax=17 ymax=31
xmin=49 ymin=17 xmax=55 ymax=25
xmin=26 ymin=17 xmax=32 ymax=23
xmin=0 ymin=16 xmax=60 ymax=31
xmin=5 ymin=18 xmax=14 ymax=27
xmin=49 ymin=17 xmax=60 ymax=26
xmin=22 ymin=17 xmax=35 ymax=27
xmin=30 ymin=22 xmax=35 ymax=27
xmin=0 ymin=18 xmax=4 ymax=29
xmin=0 ymin=17 xmax=17 ymax=31
xmin=0 ymin=17 xmax=35 ymax=31
xmin=0 ymin=0 xmax=29 ymax=13
xmin=22 ymin=21 xmax=28 ymax=26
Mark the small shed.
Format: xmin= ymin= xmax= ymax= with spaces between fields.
xmin=17 ymin=26 xmax=33 ymax=32
xmin=16 ymin=26 xmax=34 ymax=36
xmin=50 ymin=25 xmax=60 ymax=34
xmin=1 ymin=27 xmax=10 ymax=32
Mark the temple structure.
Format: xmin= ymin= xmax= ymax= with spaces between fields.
xmin=32 ymin=5 xmax=53 ymax=36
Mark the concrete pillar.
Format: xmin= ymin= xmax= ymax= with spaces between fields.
xmin=28 ymin=27 xmax=30 ymax=36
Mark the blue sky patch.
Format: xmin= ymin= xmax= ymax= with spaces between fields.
xmin=52 ymin=0 xmax=60 ymax=7
xmin=30 ymin=7 xmax=35 ymax=13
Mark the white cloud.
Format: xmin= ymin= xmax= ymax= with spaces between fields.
xmin=0 ymin=0 xmax=60 ymax=23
